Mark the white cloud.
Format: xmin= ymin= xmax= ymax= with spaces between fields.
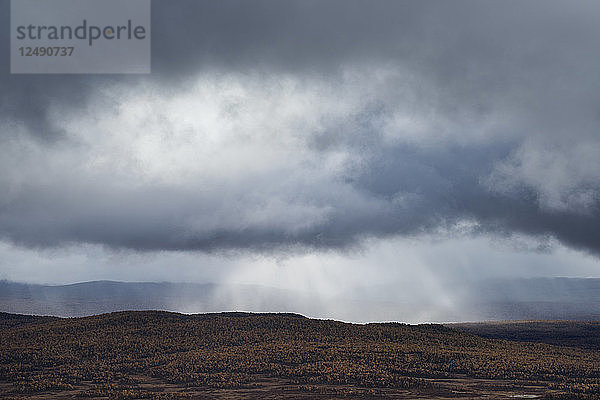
xmin=487 ymin=137 xmax=600 ymax=213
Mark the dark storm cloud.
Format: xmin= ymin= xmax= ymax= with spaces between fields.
xmin=1 ymin=0 xmax=600 ymax=255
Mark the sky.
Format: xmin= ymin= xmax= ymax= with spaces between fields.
xmin=1 ymin=1 xmax=599 ymax=315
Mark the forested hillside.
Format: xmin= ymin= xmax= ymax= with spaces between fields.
xmin=1 ymin=311 xmax=600 ymax=399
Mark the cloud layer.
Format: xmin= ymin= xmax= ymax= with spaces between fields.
xmin=1 ymin=0 xmax=600 ymax=257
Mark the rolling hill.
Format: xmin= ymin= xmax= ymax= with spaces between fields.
xmin=1 ymin=311 xmax=600 ymax=399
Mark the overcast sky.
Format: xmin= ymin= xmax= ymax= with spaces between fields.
xmin=1 ymin=1 xmax=599 ymax=305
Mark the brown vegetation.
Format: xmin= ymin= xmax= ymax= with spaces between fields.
xmin=1 ymin=311 xmax=600 ymax=399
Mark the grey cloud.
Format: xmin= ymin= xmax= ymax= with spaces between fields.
xmin=1 ymin=0 xmax=600 ymax=257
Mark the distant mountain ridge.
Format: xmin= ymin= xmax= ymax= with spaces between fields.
xmin=1 ymin=278 xmax=599 ymax=322
xmin=0 ymin=280 xmax=323 ymax=318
